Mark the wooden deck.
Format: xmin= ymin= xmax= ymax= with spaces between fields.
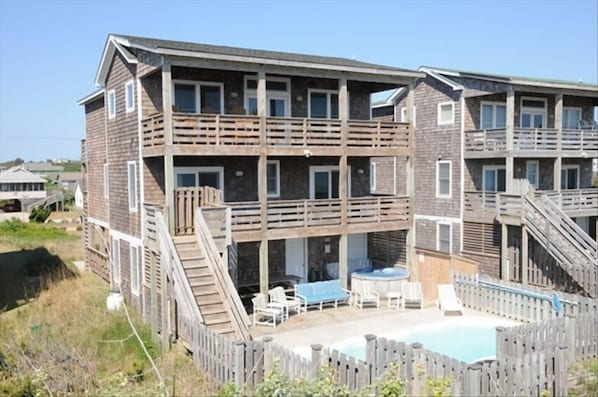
xmin=142 ymin=113 xmax=411 ymax=157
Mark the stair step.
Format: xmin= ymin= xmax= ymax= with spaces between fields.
xmin=185 ymin=267 xmax=211 ymax=278
xmin=188 ymin=275 xmax=214 ymax=287
xmin=177 ymin=249 xmax=204 ymax=261
xmin=210 ymin=324 xmax=236 ymax=335
xmin=200 ymin=306 xmax=228 ymax=316
xmin=173 ymin=235 xmax=197 ymax=244
xmin=192 ymin=284 xmax=218 ymax=295
xmin=196 ymin=295 xmax=223 ymax=306
xmin=204 ymin=313 xmax=232 ymax=326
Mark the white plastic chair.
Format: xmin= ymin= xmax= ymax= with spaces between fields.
xmin=251 ymin=293 xmax=284 ymax=327
xmin=353 ymin=279 xmax=380 ymax=309
xmin=401 ymin=282 xmax=423 ymax=310
xmin=436 ymin=284 xmax=463 ymax=316
xmin=268 ymin=286 xmax=302 ymax=317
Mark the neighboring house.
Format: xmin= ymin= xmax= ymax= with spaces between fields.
xmin=74 ymin=184 xmax=83 ymax=209
xmin=375 ymin=67 xmax=597 ymax=296
xmin=23 ymin=162 xmax=64 ymax=177
xmin=54 ymin=171 xmax=82 ymax=192
xmin=0 ymin=166 xmax=47 ymax=211
xmin=79 ymin=34 xmax=421 ymax=338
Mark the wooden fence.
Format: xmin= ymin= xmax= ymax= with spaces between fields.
xmin=175 ymin=186 xmax=222 ymax=235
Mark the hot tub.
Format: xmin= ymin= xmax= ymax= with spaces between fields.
xmin=351 ymin=267 xmax=409 ymax=298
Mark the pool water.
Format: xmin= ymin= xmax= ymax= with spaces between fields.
xmin=333 ymin=320 xmax=505 ymax=364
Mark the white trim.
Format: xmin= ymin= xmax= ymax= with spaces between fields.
xmin=77 ymin=89 xmax=105 ymax=106
xmin=130 ymin=243 xmax=141 ymax=296
xmin=107 ymin=89 xmax=116 ymax=119
xmin=266 ymin=160 xmax=280 ymax=198
xmin=520 ymin=96 xmax=547 ymax=128
xmin=437 ymin=101 xmax=454 ymax=125
xmin=244 ymin=75 xmax=291 ymax=116
xmin=436 ymin=160 xmax=452 ymax=198
xmin=136 ymin=77 xmax=145 ymax=265
xmin=88 ymin=216 xmax=110 ymax=229
xmin=480 ymin=101 xmax=507 ymax=129
xmin=174 ymin=166 xmax=225 ymax=198
xmin=109 ymin=229 xmax=143 ymax=246
xmin=419 ymin=67 xmax=464 ymax=91
xmin=561 ymin=164 xmax=580 ymax=189
xmin=172 ymin=79 xmax=225 ymax=113
xmin=482 ymin=165 xmax=506 ymax=192
xmin=309 ymin=165 xmax=351 ymax=199
xmin=436 ymin=222 xmax=452 ymax=253
xmin=414 ymin=214 xmax=462 ymax=224
xmin=127 ymin=161 xmax=138 ymax=212
xmin=525 ymin=160 xmax=539 ymax=189
xmin=370 ymin=162 xmax=376 ymax=193
xmin=125 ymin=80 xmax=135 ymax=113
xmin=103 ymin=163 xmax=109 ymax=199
xmin=307 ymin=89 xmax=339 ymax=119
xmin=111 ymin=237 xmax=121 ymax=285
xmin=400 ymin=106 xmax=416 ymax=127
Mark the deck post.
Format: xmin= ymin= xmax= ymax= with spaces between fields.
xmin=259 ymin=239 xmax=269 ymax=295
xmin=162 ymin=61 xmax=175 ymax=232
xmin=409 ymin=342 xmax=424 ymax=396
xmin=505 ymin=88 xmax=515 ymax=193
xmin=495 ymin=325 xmax=506 ymax=361
xmin=464 ymin=363 xmax=482 ymax=396
xmin=553 ymin=157 xmax=562 ymax=192
xmin=405 ymin=83 xmax=415 ymax=271
xmin=500 ymin=224 xmax=510 ymax=281
xmin=257 ymin=70 xmax=268 ymax=294
xmin=565 ymin=314 xmax=577 ymax=363
xmin=263 ymin=336 xmax=273 ymax=372
xmin=310 ymin=344 xmax=323 ymax=380
xmin=555 ymin=345 xmax=568 ymax=397
xmin=521 ymin=227 xmax=528 ymax=285
xmin=364 ymin=334 xmax=377 ymax=382
xmin=339 ymin=234 xmax=348 ymax=289
xmin=233 ymin=341 xmax=246 ymax=389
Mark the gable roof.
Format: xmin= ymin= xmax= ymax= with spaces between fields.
xmin=0 ymin=167 xmax=46 ymax=183
xmin=94 ymin=34 xmax=423 ymax=87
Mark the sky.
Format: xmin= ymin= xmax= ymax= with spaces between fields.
xmin=0 ymin=0 xmax=596 ymax=162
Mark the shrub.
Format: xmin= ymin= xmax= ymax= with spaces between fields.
xmin=29 ymin=203 xmax=51 ymax=223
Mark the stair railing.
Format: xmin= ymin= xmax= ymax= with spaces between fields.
xmin=195 ymin=209 xmax=251 ymax=341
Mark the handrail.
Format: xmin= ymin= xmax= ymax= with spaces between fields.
xmin=155 ymin=211 xmax=204 ymax=335
xmin=196 ymin=210 xmax=251 ymax=341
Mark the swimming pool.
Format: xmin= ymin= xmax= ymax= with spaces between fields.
xmin=330 ymin=317 xmax=515 ymax=363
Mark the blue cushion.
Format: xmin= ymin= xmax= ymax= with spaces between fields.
xmin=296 ymin=283 xmax=313 ymax=299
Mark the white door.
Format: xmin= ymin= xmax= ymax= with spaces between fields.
xmin=575 ymin=217 xmax=589 ymax=234
xmin=285 ymin=238 xmax=306 ymax=281
xmin=348 ymin=233 xmax=368 ymax=273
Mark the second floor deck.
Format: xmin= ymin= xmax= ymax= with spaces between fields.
xmin=142 ymin=113 xmax=411 ymax=157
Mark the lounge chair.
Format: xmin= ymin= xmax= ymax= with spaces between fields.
xmin=251 ymin=293 xmax=284 ymax=327
xmin=353 ymin=279 xmax=380 ymax=309
xmin=268 ymin=286 xmax=302 ymax=318
xmin=401 ymin=281 xmax=423 ymax=309
xmin=436 ymin=284 xmax=464 ymax=316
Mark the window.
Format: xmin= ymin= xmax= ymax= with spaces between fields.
xmin=400 ymin=107 xmax=416 ymax=127
xmin=107 ymin=89 xmax=116 ymax=119
xmin=130 ymin=245 xmax=141 ymax=296
xmin=438 ymin=102 xmax=454 ymax=125
xmin=526 ymin=160 xmax=539 ymax=189
xmin=88 ymin=224 xmax=108 ymax=256
xmin=125 ymin=80 xmax=135 ymax=113
xmin=103 ymin=163 xmax=109 ymax=198
xmin=266 ymin=160 xmax=280 ymax=198
xmin=437 ymin=161 xmax=451 ymax=198
xmin=244 ymin=76 xmax=290 ymax=117
xmin=562 ymin=107 xmax=582 ymax=129
xmin=309 ymin=90 xmax=339 ymax=119
xmin=520 ymin=97 xmax=547 ymax=128
xmin=309 ymin=166 xmax=351 ymax=199
xmin=483 ymin=166 xmax=506 ymax=192
xmin=370 ymin=162 xmax=376 ymax=192
xmin=480 ymin=102 xmax=506 ymax=129
xmin=112 ymin=238 xmax=120 ymax=285
xmin=174 ymin=167 xmax=225 ymax=198
xmin=173 ymin=81 xmax=223 ymax=114
xmin=437 ymin=223 xmax=452 ymax=253
xmin=127 ymin=161 xmax=137 ymax=212
xmin=561 ymin=165 xmax=579 ymax=190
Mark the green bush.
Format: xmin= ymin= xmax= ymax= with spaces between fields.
xmin=29 ymin=203 xmax=51 ymax=223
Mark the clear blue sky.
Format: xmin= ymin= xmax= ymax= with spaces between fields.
xmin=0 ymin=0 xmax=596 ymax=162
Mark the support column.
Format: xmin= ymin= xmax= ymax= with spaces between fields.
xmin=506 ymin=156 xmax=514 ymax=193
xmin=554 ymin=157 xmax=562 ymax=192
xmin=554 ymin=93 xmax=563 ymax=192
xmin=257 ymin=70 xmax=268 ymax=294
xmin=505 ymin=88 xmax=515 ymax=194
xmin=521 ymin=227 xmax=528 ymax=285
xmin=501 ymin=224 xmax=510 ymax=281
xmin=405 ymin=83 xmax=415 ymax=272
xmin=162 ymin=62 xmax=175 ymax=232
xmin=259 ymin=239 xmax=269 ymax=295
xmin=338 ymin=78 xmax=349 ymax=287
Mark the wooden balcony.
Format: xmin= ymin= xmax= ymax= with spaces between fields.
xmin=463 ymin=191 xmax=498 ymax=223
xmin=537 ymin=189 xmax=598 ymax=217
xmin=142 ymin=113 xmax=411 ymax=157
xmin=464 ymin=128 xmax=598 ymax=158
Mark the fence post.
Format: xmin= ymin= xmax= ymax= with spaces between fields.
xmin=554 ymin=345 xmax=568 ymax=397
xmin=365 ymin=334 xmax=377 ymax=383
xmin=233 ymin=341 xmax=245 ymax=390
xmin=464 ymin=363 xmax=482 ymax=397
xmin=495 ymin=326 xmax=506 ymax=361
xmin=565 ymin=314 xmax=577 ymax=363
xmin=410 ymin=342 xmax=424 ymax=396
xmin=263 ymin=336 xmax=273 ymax=373
xmin=310 ymin=344 xmax=323 ymax=380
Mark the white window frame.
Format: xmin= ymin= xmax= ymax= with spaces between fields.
xmin=127 ymin=161 xmax=138 ymax=212
xmin=437 ymin=101 xmax=454 ymax=125
xmin=172 ymin=80 xmax=225 ymax=114
xmin=437 ymin=222 xmax=452 ymax=253
xmin=125 ymin=80 xmax=135 ymax=113
xmin=130 ymin=244 xmax=141 ymax=296
xmin=561 ymin=165 xmax=580 ymax=190
xmin=174 ymin=166 xmax=225 ymax=198
xmin=562 ymin=107 xmax=582 ymax=129
xmin=244 ymin=75 xmax=291 ymax=117
xmin=309 ymin=165 xmax=351 ymax=199
xmin=307 ymin=89 xmax=340 ymax=119
xmin=107 ymin=89 xmax=116 ymax=119
xmin=400 ymin=106 xmax=416 ymax=127
xmin=103 ymin=163 xmax=109 ymax=199
xmin=526 ymin=160 xmax=539 ymax=189
xmin=520 ymin=96 xmax=547 ymax=128
xmin=266 ymin=160 xmax=280 ymax=198
xmin=436 ymin=160 xmax=452 ymax=198
xmin=480 ymin=101 xmax=507 ymax=129
xmin=370 ymin=162 xmax=376 ymax=193
xmin=482 ymin=165 xmax=506 ymax=192
xmin=112 ymin=237 xmax=120 ymax=285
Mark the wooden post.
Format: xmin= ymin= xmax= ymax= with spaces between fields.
xmin=501 ymin=224 xmax=510 ymax=281
xmin=263 ymin=336 xmax=273 ymax=372
xmin=162 ymin=62 xmax=175 ymax=232
xmin=234 ymin=341 xmax=246 ymax=389
xmin=465 ymin=363 xmax=482 ymax=396
xmin=310 ymin=344 xmax=323 ymax=380
xmin=410 ymin=342 xmax=424 ymax=396
xmin=405 ymin=83 xmax=415 ymax=271
xmin=521 ymin=227 xmax=528 ymax=285
xmin=150 ymin=252 xmax=159 ymax=343
xmin=565 ymin=314 xmax=577 ymax=363
xmin=495 ymin=325 xmax=506 ymax=361
xmin=554 ymin=157 xmax=562 ymax=192
xmin=554 ymin=345 xmax=568 ymax=397
xmin=339 ymin=234 xmax=348 ymax=289
xmin=555 ymin=93 xmax=563 ymax=151
xmin=505 ymin=88 xmax=515 ymax=194
xmin=259 ymin=239 xmax=269 ymax=295
xmin=365 ymin=334 xmax=377 ymax=383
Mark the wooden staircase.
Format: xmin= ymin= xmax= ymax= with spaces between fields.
xmin=173 ymin=235 xmax=237 ymax=338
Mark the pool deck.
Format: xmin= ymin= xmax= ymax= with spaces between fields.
xmin=250 ymin=299 xmax=520 ymax=355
